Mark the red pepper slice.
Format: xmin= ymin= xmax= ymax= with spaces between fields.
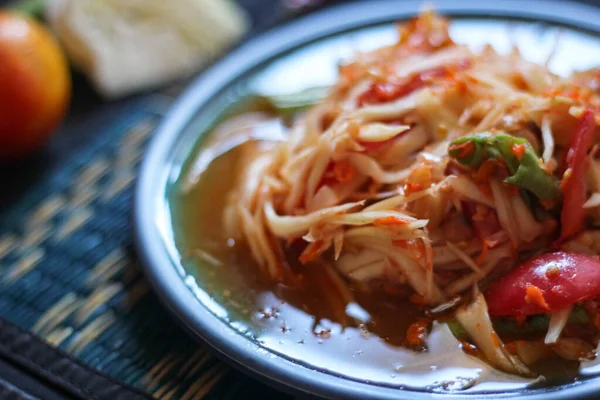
xmin=559 ymin=109 xmax=596 ymax=241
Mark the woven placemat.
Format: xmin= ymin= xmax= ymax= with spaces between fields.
xmin=0 ymin=94 xmax=289 ymax=400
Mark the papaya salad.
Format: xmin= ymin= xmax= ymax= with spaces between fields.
xmin=221 ymin=11 xmax=600 ymax=377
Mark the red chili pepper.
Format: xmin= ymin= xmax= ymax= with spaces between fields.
xmin=559 ymin=109 xmax=596 ymax=241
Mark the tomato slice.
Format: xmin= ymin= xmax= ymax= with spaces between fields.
xmin=559 ymin=109 xmax=596 ymax=241
xmin=485 ymin=252 xmax=600 ymax=316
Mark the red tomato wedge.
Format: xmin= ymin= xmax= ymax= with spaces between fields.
xmin=486 ymin=252 xmax=600 ymax=316
xmin=559 ymin=109 xmax=596 ymax=241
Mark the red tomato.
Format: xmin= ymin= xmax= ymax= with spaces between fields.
xmin=486 ymin=252 xmax=600 ymax=316
xmin=559 ymin=109 xmax=596 ymax=241
xmin=0 ymin=12 xmax=71 ymax=159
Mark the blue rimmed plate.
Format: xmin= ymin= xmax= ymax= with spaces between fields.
xmin=135 ymin=1 xmax=600 ymax=398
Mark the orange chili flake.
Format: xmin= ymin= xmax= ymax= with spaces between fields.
xmin=515 ymin=314 xmax=526 ymax=326
xmin=405 ymin=318 xmax=431 ymax=348
xmin=460 ymin=341 xmax=479 ymax=356
xmin=475 ymin=240 xmax=489 ymax=264
xmin=373 ymin=216 xmax=410 ymax=226
xmin=511 ymin=143 xmax=526 ymax=160
xmin=403 ymin=182 xmax=423 ymax=194
xmin=505 ymin=341 xmax=518 ymax=355
xmin=491 ymin=332 xmax=502 ymax=347
xmin=448 ymin=141 xmax=475 ymax=159
xmin=524 ymin=284 xmax=550 ymax=311
xmin=333 ymin=161 xmax=356 ymax=183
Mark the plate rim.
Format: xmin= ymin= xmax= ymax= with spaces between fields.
xmin=134 ymin=1 xmax=600 ymax=399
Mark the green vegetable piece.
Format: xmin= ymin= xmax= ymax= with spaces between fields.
xmin=448 ymin=132 xmax=562 ymax=201
xmin=447 ymin=320 xmax=468 ymax=340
